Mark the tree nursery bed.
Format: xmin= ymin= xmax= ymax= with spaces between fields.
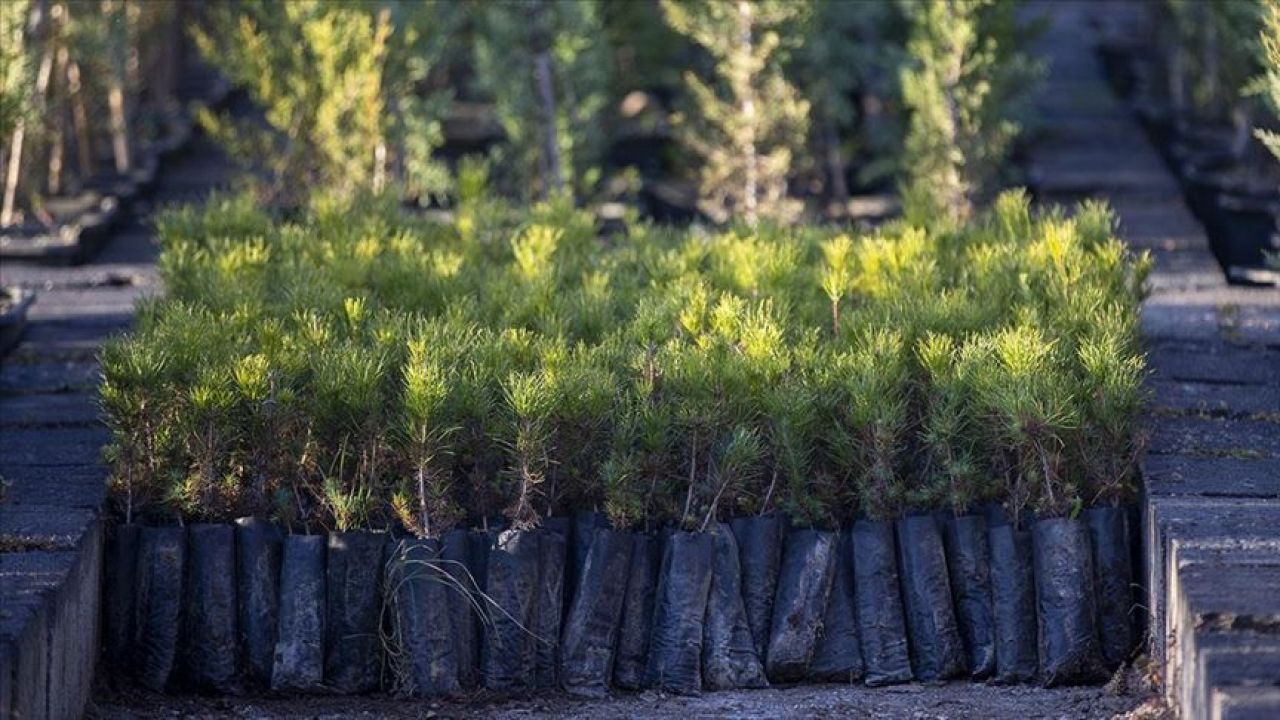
xmin=98 ymin=189 xmax=1150 ymax=699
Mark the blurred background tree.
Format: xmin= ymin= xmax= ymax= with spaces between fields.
xmin=193 ymin=0 xmax=458 ymax=207
xmin=474 ymin=0 xmax=609 ymax=203
xmin=898 ymin=0 xmax=1041 ymax=227
xmin=661 ymin=0 xmax=810 ymax=226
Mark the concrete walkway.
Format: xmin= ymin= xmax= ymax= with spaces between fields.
xmin=0 ymin=134 xmax=231 ymax=719
xmin=1029 ymin=3 xmax=1280 ymax=719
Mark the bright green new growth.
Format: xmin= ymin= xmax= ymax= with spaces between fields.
xmin=103 ymin=188 xmax=1149 ymax=532
xmin=900 ymin=0 xmax=1041 ymax=226
xmin=392 ymin=338 xmax=460 ymax=538
xmin=661 ymin=0 xmax=810 ymax=225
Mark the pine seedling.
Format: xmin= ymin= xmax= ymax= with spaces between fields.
xmin=764 ymin=379 xmax=833 ymax=527
xmin=499 ymin=370 xmax=555 ymax=530
xmin=391 ymin=339 xmax=461 ymax=539
xmin=661 ymin=0 xmax=810 ymax=225
xmin=100 ymin=338 xmax=173 ymax=524
xmin=819 ymin=234 xmax=855 ymax=336
xmin=171 ymin=363 xmax=240 ymax=521
xmin=602 ymin=388 xmax=674 ymax=532
xmin=913 ymin=332 xmax=989 ymax=514
xmin=600 ymin=449 xmax=643 ymax=532
xmin=977 ymin=323 xmax=1079 ymax=521
xmin=600 ymin=405 xmax=645 ymax=533
xmin=1075 ymin=309 xmax=1148 ymax=507
xmin=310 ymin=344 xmax=388 ymax=531
xmin=698 ymin=425 xmax=766 ymax=532
xmin=835 ymin=328 xmax=913 ymax=522
xmin=231 ymin=352 xmax=290 ymax=516
xmin=540 ymin=344 xmax=617 ymax=514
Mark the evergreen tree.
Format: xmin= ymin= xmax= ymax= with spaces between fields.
xmin=193 ymin=0 xmax=457 ymax=206
xmin=474 ymin=0 xmax=609 ymax=202
xmin=899 ymin=0 xmax=1040 ymax=226
xmin=661 ymin=0 xmax=810 ymax=225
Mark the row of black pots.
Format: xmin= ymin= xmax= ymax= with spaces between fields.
xmin=104 ymin=506 xmax=1135 ymax=697
xmin=1098 ymin=39 xmax=1280 ymax=285
xmin=1135 ymin=111 xmax=1279 ymax=284
xmin=1180 ymin=157 xmax=1279 ymax=282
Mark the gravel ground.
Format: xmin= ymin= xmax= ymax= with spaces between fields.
xmin=90 ymin=672 xmax=1169 ymax=720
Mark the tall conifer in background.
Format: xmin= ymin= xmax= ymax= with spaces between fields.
xmin=474 ymin=0 xmax=609 ymax=202
xmin=661 ymin=0 xmax=810 ymax=225
xmin=193 ymin=0 xmax=457 ymax=206
xmin=899 ymin=0 xmax=1040 ymax=226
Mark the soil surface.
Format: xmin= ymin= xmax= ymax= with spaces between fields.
xmin=90 ymin=674 xmax=1168 ymax=720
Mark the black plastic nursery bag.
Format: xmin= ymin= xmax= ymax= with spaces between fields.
xmin=325 ymin=530 xmax=386 ymax=693
xmin=235 ymin=516 xmax=281 ymax=685
xmin=765 ymin=528 xmax=836 ymax=683
xmin=645 ymin=530 xmax=714 ymax=694
xmin=569 ymin=510 xmax=608 ymax=605
xmin=442 ymin=528 xmax=480 ymax=689
xmin=182 ymin=523 xmax=238 ymax=692
xmin=272 ymin=534 xmax=326 ymax=691
xmin=942 ymin=514 xmax=996 ymax=680
xmin=1032 ymin=517 xmax=1106 ymax=686
xmin=560 ymin=528 xmax=634 ymax=697
xmin=613 ymin=531 xmax=663 ymax=690
xmin=534 ymin=523 xmax=568 ymax=688
xmin=809 ymin=529 xmax=864 ymax=683
xmin=104 ymin=523 xmax=140 ymax=669
xmin=896 ymin=514 xmax=967 ymax=682
xmin=482 ymin=528 xmax=541 ymax=691
xmin=988 ymin=522 xmax=1039 ymax=684
xmin=851 ymin=519 xmax=912 ymax=686
xmin=134 ymin=525 xmax=185 ymax=691
xmin=1085 ymin=505 xmax=1135 ymax=668
xmin=730 ymin=513 xmax=784 ymax=659
xmin=387 ymin=537 xmax=461 ymax=697
xmin=702 ymin=522 xmax=768 ymax=690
